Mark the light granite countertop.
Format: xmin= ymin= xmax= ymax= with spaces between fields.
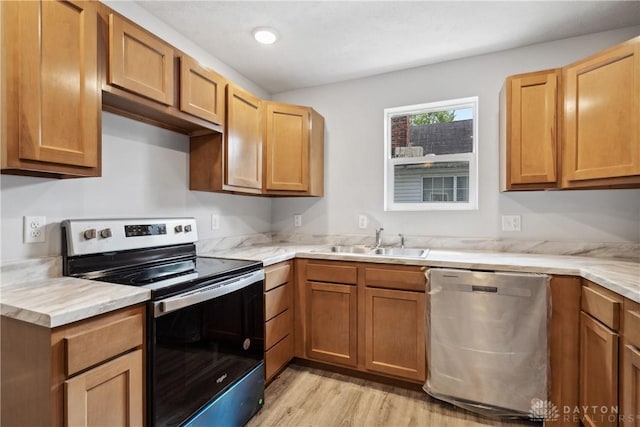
xmin=199 ymin=244 xmax=640 ymax=303
xmin=2 ymin=244 xmax=638 ymax=329
xmin=0 ymin=277 xmax=149 ymax=328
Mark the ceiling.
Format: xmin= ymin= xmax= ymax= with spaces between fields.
xmin=137 ymin=1 xmax=640 ymax=94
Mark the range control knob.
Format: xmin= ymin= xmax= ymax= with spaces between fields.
xmin=100 ymin=228 xmax=112 ymax=238
xmin=83 ymin=229 xmax=97 ymax=240
xmin=175 ymin=225 xmax=183 ymax=233
xmin=184 ymin=224 xmax=192 ymax=233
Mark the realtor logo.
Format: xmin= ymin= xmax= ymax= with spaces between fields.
xmin=529 ymin=398 xmax=560 ymax=421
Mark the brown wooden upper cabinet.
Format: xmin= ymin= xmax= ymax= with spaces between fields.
xmin=501 ymin=36 xmax=640 ymax=191
xmin=108 ymin=13 xmax=174 ymax=105
xmin=264 ymin=102 xmax=324 ymax=196
xmin=563 ymin=36 xmax=640 ymax=189
xmin=500 ymin=69 xmax=559 ymax=190
xmin=190 ymin=87 xmax=325 ymax=197
xmin=1 ymin=0 xmax=101 ymax=178
xmin=179 ymin=56 xmax=225 ymax=125
xmin=101 ymin=9 xmax=225 ymax=133
xmin=225 ymin=84 xmax=264 ymax=193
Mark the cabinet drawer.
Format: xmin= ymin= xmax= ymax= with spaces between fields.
xmin=265 ymin=309 xmax=291 ymax=350
xmin=265 ymin=262 xmax=291 ymax=292
xmin=306 ymin=262 xmax=357 ymax=285
xmin=265 ymin=334 xmax=293 ymax=381
xmin=626 ymin=308 xmax=640 ymax=348
xmin=64 ymin=310 xmax=144 ymax=376
xmin=265 ymin=282 xmax=292 ymax=321
xmin=364 ymin=266 xmax=426 ymax=292
xmin=581 ymin=284 xmax=621 ymax=331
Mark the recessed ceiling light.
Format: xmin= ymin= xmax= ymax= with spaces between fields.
xmin=252 ymin=27 xmax=278 ymax=45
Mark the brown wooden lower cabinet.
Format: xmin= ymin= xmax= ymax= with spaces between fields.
xmin=305 ymin=281 xmax=358 ymax=367
xmin=264 ymin=261 xmax=294 ymax=382
xmin=364 ymin=287 xmax=425 ymax=381
xmin=65 ymin=349 xmax=143 ymax=426
xmin=580 ymin=312 xmax=619 ymax=427
xmin=266 ymin=335 xmax=294 ymax=381
xmin=295 ymin=259 xmax=426 ymax=382
xmin=579 ymin=281 xmax=623 ymax=427
xmin=621 ymin=345 xmax=640 ymax=427
xmin=621 ymin=300 xmax=640 ymax=427
xmin=0 ymin=305 xmax=145 ymax=427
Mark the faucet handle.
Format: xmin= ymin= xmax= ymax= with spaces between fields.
xmin=398 ymin=233 xmax=405 ymax=248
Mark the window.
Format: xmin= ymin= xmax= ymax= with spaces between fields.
xmin=384 ymin=97 xmax=478 ymax=211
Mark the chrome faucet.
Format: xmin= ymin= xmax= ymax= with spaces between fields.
xmin=375 ymin=228 xmax=384 ymax=248
xmin=398 ymin=233 xmax=405 ymax=249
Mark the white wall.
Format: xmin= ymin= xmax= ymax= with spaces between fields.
xmin=271 ymin=27 xmax=640 ymax=243
xmin=0 ymin=113 xmax=272 ymax=261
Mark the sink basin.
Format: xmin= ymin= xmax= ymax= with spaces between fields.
xmin=369 ymin=247 xmax=429 ymax=258
xmin=327 ymin=245 xmax=370 ymax=254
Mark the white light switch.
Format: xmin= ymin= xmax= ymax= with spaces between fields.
xmin=501 ymin=215 xmax=521 ymax=232
xmin=211 ymin=214 xmax=220 ymax=230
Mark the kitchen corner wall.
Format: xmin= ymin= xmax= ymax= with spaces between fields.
xmin=271 ymin=26 xmax=640 ymax=244
xmin=0 ymin=2 xmax=272 ymax=262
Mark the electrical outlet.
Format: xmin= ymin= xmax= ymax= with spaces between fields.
xmin=501 ymin=215 xmax=522 ymax=232
xmin=294 ymin=214 xmax=302 ymax=228
xmin=211 ymin=214 xmax=220 ymax=230
xmin=358 ymin=215 xmax=368 ymax=229
xmin=23 ymin=216 xmax=46 ymax=243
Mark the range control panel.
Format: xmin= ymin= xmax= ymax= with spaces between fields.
xmin=125 ymin=223 xmax=168 ymax=237
xmin=62 ymin=218 xmax=198 ymax=256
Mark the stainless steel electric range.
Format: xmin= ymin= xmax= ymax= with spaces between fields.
xmin=61 ymin=218 xmax=265 ymax=427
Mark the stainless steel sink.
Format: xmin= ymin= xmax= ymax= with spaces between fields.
xmin=314 ymin=245 xmax=429 ymax=258
xmin=368 ymin=247 xmax=429 ymax=258
xmin=327 ymin=245 xmax=370 ymax=254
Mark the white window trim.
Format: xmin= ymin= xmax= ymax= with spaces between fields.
xmin=383 ymin=96 xmax=479 ymax=211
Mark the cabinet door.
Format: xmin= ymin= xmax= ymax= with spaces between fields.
xmin=265 ymin=103 xmax=310 ymax=192
xmin=504 ymin=70 xmax=558 ymax=189
xmin=179 ymin=56 xmax=225 ymax=125
xmin=364 ymin=287 xmax=425 ymax=381
xmin=580 ymin=312 xmax=619 ymax=427
xmin=109 ymin=13 xmax=174 ymax=105
xmin=563 ymin=37 xmax=640 ymax=187
xmin=621 ymin=345 xmax=640 ymax=427
xmin=65 ymin=349 xmax=143 ymax=427
xmin=306 ymin=281 xmax=357 ymax=367
xmin=225 ymin=84 xmax=263 ymax=191
xmin=5 ymin=0 xmax=99 ymax=172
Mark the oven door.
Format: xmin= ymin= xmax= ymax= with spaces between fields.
xmin=149 ymin=270 xmax=265 ymax=427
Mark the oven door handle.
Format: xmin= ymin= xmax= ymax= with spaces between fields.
xmin=154 ymin=269 xmax=264 ymax=317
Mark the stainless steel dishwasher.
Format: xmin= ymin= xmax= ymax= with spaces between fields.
xmin=425 ymin=268 xmax=549 ymax=418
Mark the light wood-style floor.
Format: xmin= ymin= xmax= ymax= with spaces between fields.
xmin=247 ymin=364 xmax=540 ymax=427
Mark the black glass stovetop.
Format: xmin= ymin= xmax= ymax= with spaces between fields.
xmin=93 ymin=256 xmax=262 ymax=300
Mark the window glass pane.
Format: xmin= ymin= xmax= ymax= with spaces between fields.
xmin=391 ymin=107 xmax=473 ymax=158
xmin=457 ymin=175 xmax=468 ymax=189
xmin=395 ymin=161 xmax=469 ymax=204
